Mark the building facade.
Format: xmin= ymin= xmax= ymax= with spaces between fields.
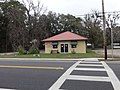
xmin=42 ymin=31 xmax=88 ymax=54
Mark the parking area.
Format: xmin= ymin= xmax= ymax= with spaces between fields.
xmin=93 ymin=49 xmax=120 ymax=57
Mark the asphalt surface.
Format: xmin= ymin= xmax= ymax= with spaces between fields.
xmin=60 ymin=80 xmax=113 ymax=90
xmin=107 ymin=61 xmax=120 ymax=81
xmin=0 ymin=59 xmax=120 ymax=90
xmin=0 ymin=60 xmax=75 ymax=90
xmin=49 ymin=59 xmax=120 ymax=90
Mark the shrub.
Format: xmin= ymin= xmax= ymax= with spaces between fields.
xmin=17 ymin=46 xmax=25 ymax=55
xmin=29 ymin=45 xmax=39 ymax=54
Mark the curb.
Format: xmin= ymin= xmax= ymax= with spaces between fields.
xmin=0 ymin=58 xmax=119 ymax=61
xmin=0 ymin=58 xmax=81 ymax=61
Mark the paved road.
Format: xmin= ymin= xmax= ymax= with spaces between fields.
xmin=107 ymin=61 xmax=120 ymax=82
xmin=0 ymin=59 xmax=75 ymax=90
xmin=0 ymin=58 xmax=120 ymax=90
xmin=49 ymin=58 xmax=120 ymax=90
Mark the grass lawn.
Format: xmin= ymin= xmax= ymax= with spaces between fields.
xmin=0 ymin=50 xmax=104 ymax=58
xmin=1 ymin=49 xmax=116 ymax=58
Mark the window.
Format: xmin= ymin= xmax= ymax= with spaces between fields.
xmin=71 ymin=41 xmax=77 ymax=48
xmin=71 ymin=44 xmax=77 ymax=48
xmin=53 ymin=45 xmax=58 ymax=48
xmin=52 ymin=41 xmax=58 ymax=48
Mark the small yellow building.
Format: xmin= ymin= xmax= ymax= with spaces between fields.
xmin=42 ymin=31 xmax=88 ymax=54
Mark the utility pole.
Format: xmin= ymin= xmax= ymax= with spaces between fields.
xmin=102 ymin=0 xmax=107 ymax=60
xmin=111 ymin=21 xmax=114 ymax=59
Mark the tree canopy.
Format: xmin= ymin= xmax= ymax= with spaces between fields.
xmin=0 ymin=0 xmax=119 ymax=52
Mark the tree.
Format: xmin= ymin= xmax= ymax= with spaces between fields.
xmin=46 ymin=11 xmax=60 ymax=36
xmin=57 ymin=14 xmax=82 ymax=33
xmin=47 ymin=12 xmax=85 ymax=37
xmin=22 ymin=0 xmax=47 ymax=43
xmin=0 ymin=9 xmax=9 ymax=52
xmin=113 ymin=26 xmax=120 ymax=42
xmin=83 ymin=11 xmax=103 ymax=49
xmin=105 ymin=13 xmax=120 ymax=45
xmin=0 ymin=0 xmax=27 ymax=51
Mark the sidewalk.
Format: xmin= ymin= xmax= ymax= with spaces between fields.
xmin=0 ymin=52 xmax=18 ymax=55
xmin=0 ymin=58 xmax=105 ymax=61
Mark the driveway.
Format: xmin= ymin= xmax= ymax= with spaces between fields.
xmin=93 ymin=49 xmax=120 ymax=57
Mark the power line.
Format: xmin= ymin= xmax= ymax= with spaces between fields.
xmin=76 ymin=11 xmax=120 ymax=17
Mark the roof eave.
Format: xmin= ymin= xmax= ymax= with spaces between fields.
xmin=42 ymin=39 xmax=88 ymax=42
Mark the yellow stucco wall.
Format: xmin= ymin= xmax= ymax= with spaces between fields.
xmin=44 ymin=41 xmax=86 ymax=53
xmin=45 ymin=42 xmax=52 ymax=53
xmin=70 ymin=41 xmax=86 ymax=53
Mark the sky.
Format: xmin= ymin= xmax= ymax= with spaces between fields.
xmin=18 ymin=0 xmax=120 ymax=24
xmin=39 ymin=0 xmax=120 ymax=16
xmin=18 ymin=0 xmax=120 ymax=16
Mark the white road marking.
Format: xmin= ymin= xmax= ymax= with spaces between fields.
xmin=81 ymin=62 xmax=101 ymax=63
xmin=68 ymin=75 xmax=110 ymax=82
xmin=74 ymin=68 xmax=106 ymax=71
xmin=102 ymin=61 xmax=120 ymax=90
xmin=0 ymin=88 xmax=16 ymax=90
xmin=80 ymin=58 xmax=99 ymax=61
xmin=49 ymin=61 xmax=81 ymax=90
xmin=77 ymin=64 xmax=103 ymax=67
xmin=49 ymin=59 xmax=120 ymax=90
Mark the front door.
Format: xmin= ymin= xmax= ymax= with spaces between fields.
xmin=61 ymin=44 xmax=68 ymax=53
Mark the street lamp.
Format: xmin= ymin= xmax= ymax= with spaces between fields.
xmin=102 ymin=0 xmax=107 ymax=60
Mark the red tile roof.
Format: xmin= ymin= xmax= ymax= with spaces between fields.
xmin=42 ymin=31 xmax=88 ymax=42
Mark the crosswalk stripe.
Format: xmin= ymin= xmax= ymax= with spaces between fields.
xmin=80 ymin=62 xmax=101 ymax=63
xmin=74 ymin=68 xmax=106 ymax=71
xmin=49 ymin=59 xmax=120 ymax=90
xmin=0 ymin=88 xmax=16 ymax=90
xmin=68 ymin=75 xmax=110 ymax=82
xmin=49 ymin=61 xmax=81 ymax=90
xmin=77 ymin=64 xmax=103 ymax=67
